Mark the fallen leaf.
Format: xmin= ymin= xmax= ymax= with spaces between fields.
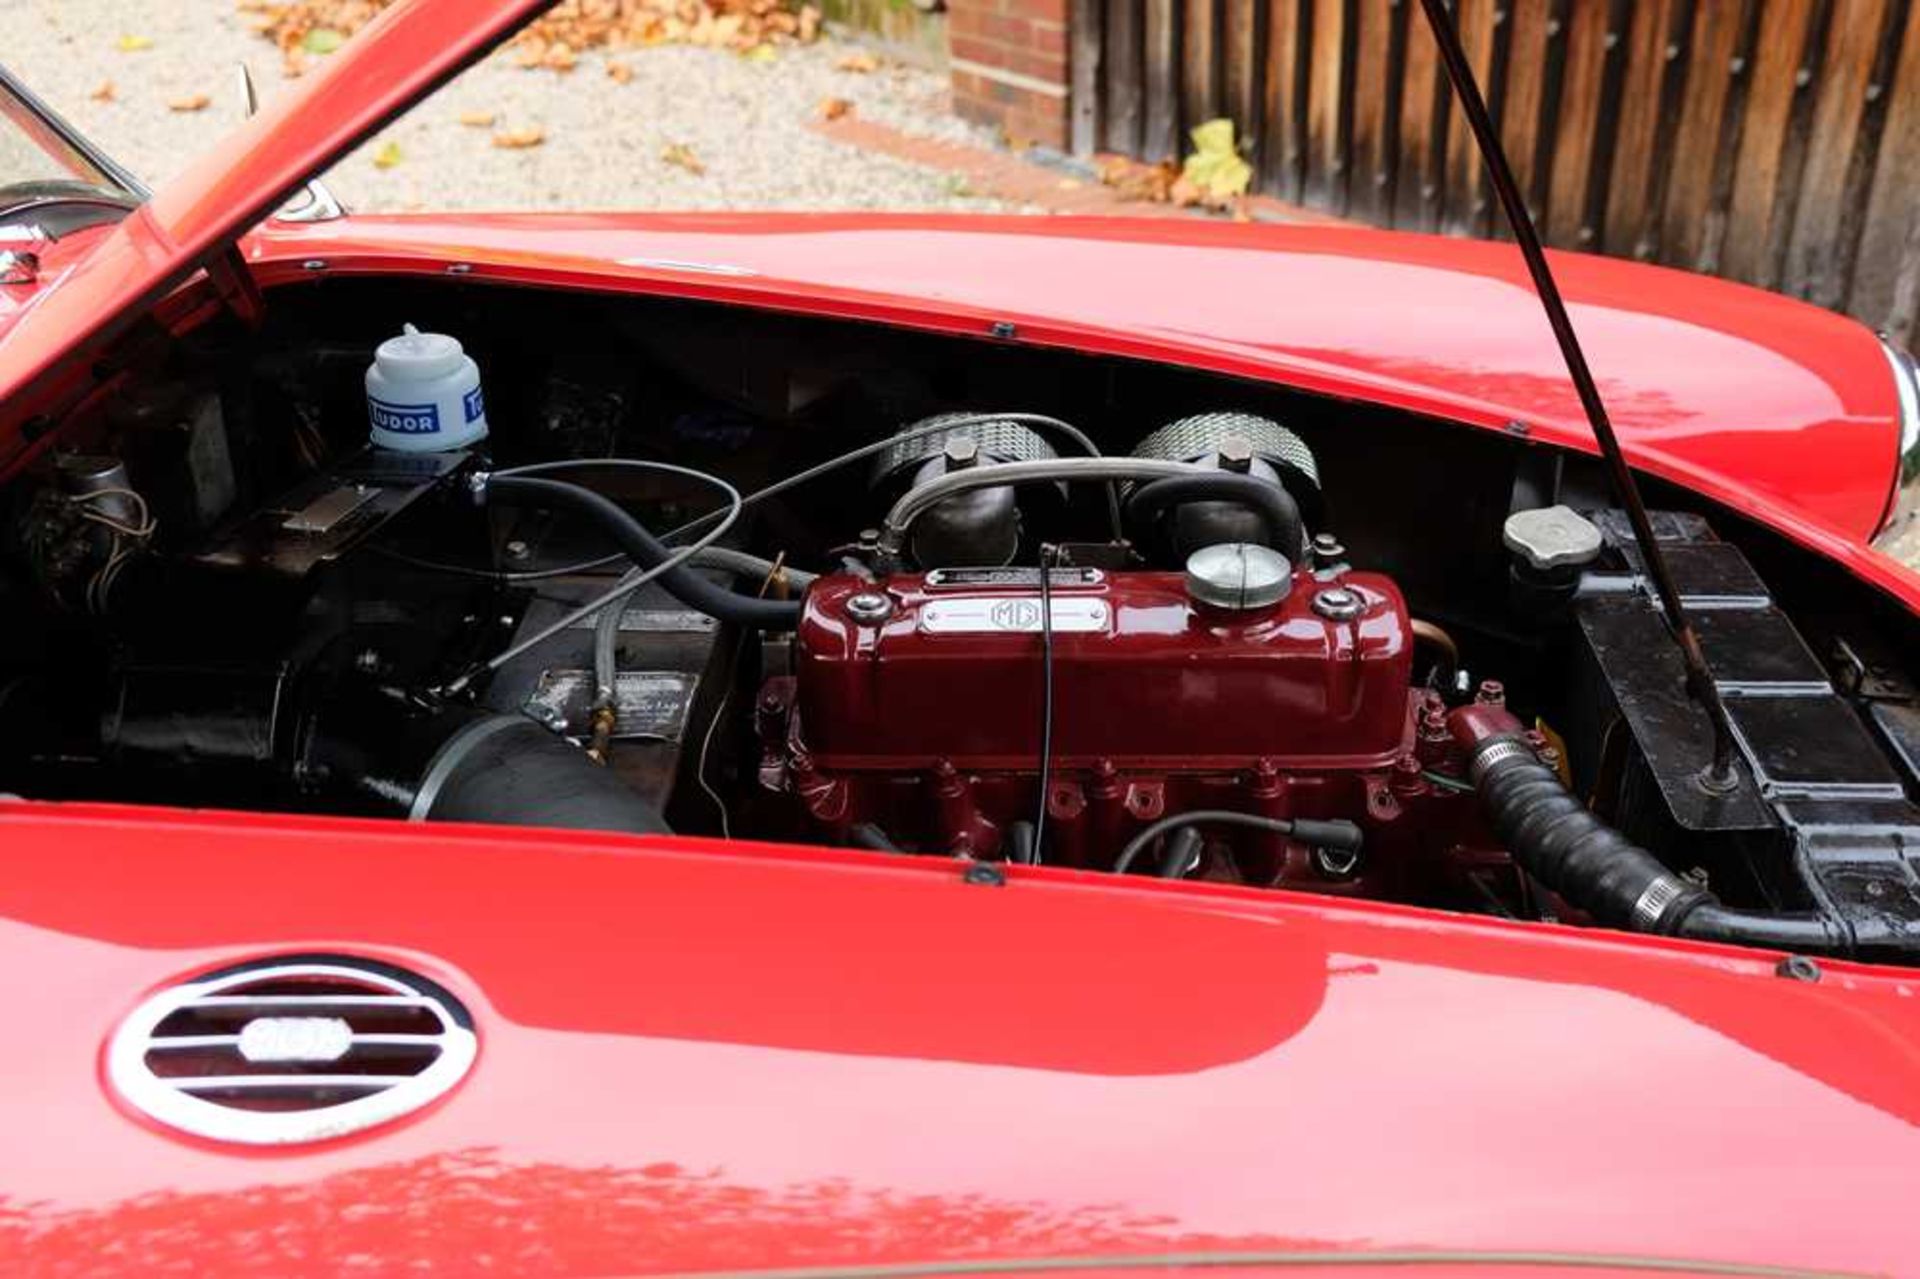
xmin=302 ymin=26 xmax=343 ymax=54
xmin=1095 ymin=152 xmax=1178 ymax=203
xmin=1179 ymin=117 xmax=1253 ymax=207
xmin=167 ymin=92 xmax=211 ymax=113
xmin=116 ymin=34 xmax=153 ymax=53
xmin=372 ymin=139 xmax=403 ymax=169
xmin=457 ymin=110 xmax=497 ymax=128
xmin=541 ymin=40 xmax=578 ymax=71
xmin=835 ymin=50 xmax=879 ymax=73
xmin=661 ymin=141 xmax=705 ymax=175
xmin=1055 ymin=177 xmax=1082 ymax=191
xmin=492 ymin=126 xmax=547 ymax=149
xmin=89 ymin=79 xmax=116 ymax=102
xmin=742 ymin=43 xmax=777 ymax=63
xmin=606 ymin=59 xmax=633 ymax=84
xmin=817 ymin=96 xmax=853 ymax=122
xmin=799 ymin=5 xmax=821 ymax=41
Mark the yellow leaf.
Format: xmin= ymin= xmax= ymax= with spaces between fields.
xmin=372 ymin=139 xmax=403 ymax=169
xmin=661 ymin=141 xmax=705 ymax=175
xmin=742 ymin=43 xmax=777 ymax=63
xmin=457 ymin=110 xmax=497 ymax=128
xmin=492 ymin=126 xmax=547 ymax=149
xmin=1179 ymin=117 xmax=1253 ymax=206
xmin=116 ymin=34 xmax=153 ymax=52
xmin=167 ymin=92 xmax=211 ymax=113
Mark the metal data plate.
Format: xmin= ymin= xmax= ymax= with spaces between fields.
xmin=525 ymin=669 xmax=698 ymax=740
xmin=925 ymin=567 xmax=1104 ymax=589
xmin=918 ymin=596 xmax=1109 ymax=634
xmin=565 ymin=608 xmax=717 ymax=634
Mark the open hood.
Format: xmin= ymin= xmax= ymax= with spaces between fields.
xmin=0 ymin=0 xmax=551 ymax=451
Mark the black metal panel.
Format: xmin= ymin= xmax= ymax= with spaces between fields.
xmin=1574 ymin=595 xmax=1773 ymax=831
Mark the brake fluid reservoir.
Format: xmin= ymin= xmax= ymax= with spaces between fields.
xmin=365 ymin=323 xmax=488 ymax=452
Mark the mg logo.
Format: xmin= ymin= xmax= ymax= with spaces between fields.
xmin=989 ymin=598 xmax=1042 ymax=630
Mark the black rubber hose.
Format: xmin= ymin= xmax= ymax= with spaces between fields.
xmin=486 ymin=474 xmax=801 ymax=629
xmin=1466 ymin=737 xmax=1714 ymax=933
xmin=1454 ymin=709 xmax=1860 ymax=954
xmin=1123 ymin=472 xmax=1307 ymax=559
xmin=412 ymin=714 xmax=670 ymax=835
xmin=1114 ymin=810 xmax=1363 ymax=875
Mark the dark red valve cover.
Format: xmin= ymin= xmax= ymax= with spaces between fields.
xmin=791 ymin=567 xmax=1413 ymax=772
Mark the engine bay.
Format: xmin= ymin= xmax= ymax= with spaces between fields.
xmin=6 ymin=279 xmax=1920 ymax=960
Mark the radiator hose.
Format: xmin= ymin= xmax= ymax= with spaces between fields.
xmin=1451 ymin=706 xmax=1857 ymax=955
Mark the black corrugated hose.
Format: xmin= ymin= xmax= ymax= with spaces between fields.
xmin=1451 ymin=705 xmax=1863 ymax=956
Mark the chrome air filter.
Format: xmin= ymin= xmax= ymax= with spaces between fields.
xmin=1131 ymin=411 xmax=1321 ymax=494
xmin=107 ymin=955 xmax=477 ymax=1146
xmin=870 ymin=412 xmax=1058 ymax=487
xmin=1132 ymin=411 xmax=1320 ymax=484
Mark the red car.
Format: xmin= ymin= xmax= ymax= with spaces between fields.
xmin=4 ymin=1 xmax=1920 ymax=1275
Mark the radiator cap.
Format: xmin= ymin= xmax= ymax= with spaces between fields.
xmin=1186 ymin=542 xmax=1291 ymax=611
xmin=1503 ymin=505 xmax=1603 ymax=570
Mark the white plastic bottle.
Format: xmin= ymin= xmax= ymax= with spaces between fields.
xmin=364 ymin=323 xmax=489 ymax=452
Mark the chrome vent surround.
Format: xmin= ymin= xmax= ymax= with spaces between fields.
xmin=1131 ymin=411 xmax=1321 ymax=490
xmin=107 ymin=956 xmax=476 ymax=1146
xmin=871 ymin=412 xmax=1059 ymax=485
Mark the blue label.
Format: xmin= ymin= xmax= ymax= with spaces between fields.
xmin=370 ymin=397 xmax=440 ymax=435
xmin=463 ymin=385 xmax=485 ymax=424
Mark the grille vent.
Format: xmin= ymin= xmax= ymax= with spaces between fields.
xmin=107 ymin=956 xmax=476 ymax=1145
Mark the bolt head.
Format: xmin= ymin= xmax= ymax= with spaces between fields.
xmin=942 ymin=435 xmax=980 ymax=469
xmin=1312 ymin=586 xmax=1364 ymax=620
xmin=1216 ymin=434 xmax=1255 ymax=473
xmin=846 ymin=592 xmax=893 ymax=623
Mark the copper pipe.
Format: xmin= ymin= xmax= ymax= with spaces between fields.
xmin=1411 ymin=618 xmax=1459 ymax=669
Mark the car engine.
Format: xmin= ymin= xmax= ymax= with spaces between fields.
xmin=4 ymin=287 xmax=1919 ymax=961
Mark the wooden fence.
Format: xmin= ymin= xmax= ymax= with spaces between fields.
xmin=1070 ymin=0 xmax=1920 ymax=346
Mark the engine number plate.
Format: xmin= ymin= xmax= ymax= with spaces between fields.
xmin=918 ymin=596 xmax=1109 ymax=634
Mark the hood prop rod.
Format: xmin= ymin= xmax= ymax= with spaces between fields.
xmin=1415 ymin=0 xmax=1739 ymax=794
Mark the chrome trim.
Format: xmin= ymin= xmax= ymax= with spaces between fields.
xmin=106 ymin=957 xmax=476 ymax=1146
xmin=234 ymin=62 xmax=348 ymax=225
xmin=0 ymin=249 xmax=38 ymax=285
xmin=274 ymin=178 xmax=347 ymax=224
xmin=1873 ymin=336 xmax=1920 ymax=549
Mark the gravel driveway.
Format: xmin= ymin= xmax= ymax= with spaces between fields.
xmin=8 ymin=0 xmax=1010 ymax=213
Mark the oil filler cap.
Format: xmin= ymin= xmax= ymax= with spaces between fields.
xmin=1186 ymin=543 xmax=1291 ymax=612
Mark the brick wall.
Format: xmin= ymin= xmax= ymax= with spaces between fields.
xmin=946 ymin=0 xmax=1069 ymax=150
